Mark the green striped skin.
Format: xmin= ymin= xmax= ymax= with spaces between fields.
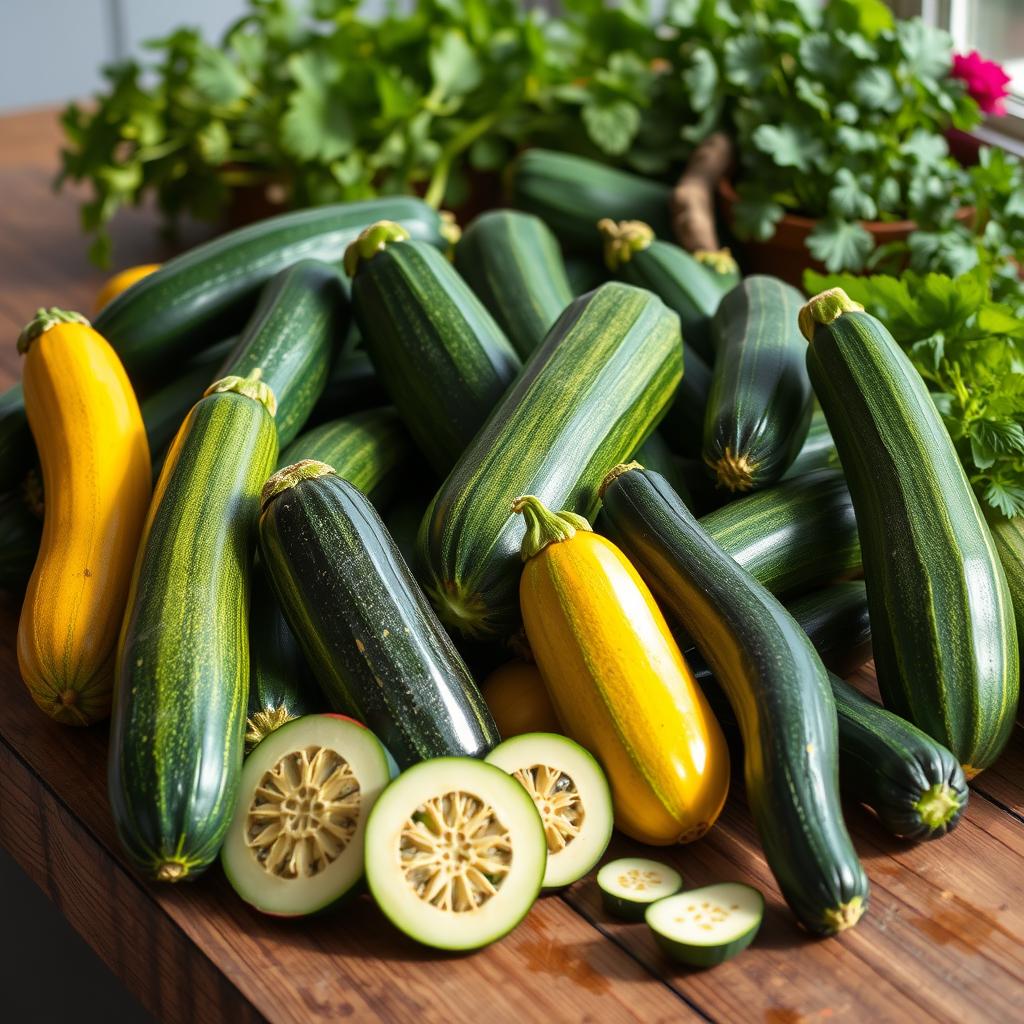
xmin=563 ymin=256 xmax=607 ymax=296
xmin=455 ymin=210 xmax=573 ymax=359
xmin=658 ymin=343 xmax=712 ymax=457
xmin=805 ymin=303 xmax=1019 ymax=775
xmin=419 ymin=282 xmax=682 ymax=639
xmin=781 ymin=409 xmax=840 ymax=480
xmin=698 ymin=470 xmax=861 ymax=597
xmin=601 ymin=466 xmax=869 ymax=936
xmin=634 ymin=432 xmax=693 ymax=510
xmin=259 ymin=471 xmax=499 ymax=768
xmin=109 ymin=388 xmax=278 ymax=882
xmin=219 ymin=260 xmax=347 ymax=448
xmin=0 ymin=487 xmax=40 ymax=590
xmin=785 ymin=582 xmax=872 ymax=679
xmin=988 ymin=514 xmax=1024 ymax=719
xmin=313 ymin=348 xmax=388 ymax=420
xmin=0 ymin=384 xmax=31 ymax=491
xmin=509 ymin=149 xmax=672 ymax=252
xmin=280 ymin=408 xmax=413 ymax=510
xmin=704 ymin=277 xmax=813 ymax=492
xmin=350 ymin=239 xmax=521 ymax=476
xmin=93 ymin=197 xmax=444 ymax=380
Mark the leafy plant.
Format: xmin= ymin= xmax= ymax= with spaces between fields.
xmin=806 ymin=265 xmax=1024 ymax=517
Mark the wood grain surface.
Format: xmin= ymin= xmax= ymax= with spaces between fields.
xmin=0 ymin=108 xmax=1022 ymax=1024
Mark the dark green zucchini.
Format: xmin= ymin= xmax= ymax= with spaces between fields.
xmin=782 ymin=409 xmax=839 ymax=480
xmin=785 ymin=582 xmax=872 ymax=679
xmin=246 ymin=560 xmax=322 ymax=751
xmin=599 ymin=218 xmax=738 ymax=363
xmin=563 ymin=256 xmax=607 ymax=296
xmin=279 ymin=407 xmax=413 ymax=510
xmin=634 ymin=432 xmax=693 ymax=510
xmin=313 ymin=347 xmax=388 ymax=420
xmin=0 ymin=384 xmax=31 ymax=491
xmin=600 ymin=463 xmax=869 ymax=935
xmin=802 ymin=288 xmax=1019 ymax=775
xmin=0 ymin=485 xmax=41 ymax=590
xmin=508 ymin=148 xmax=672 ymax=252
xmin=698 ymin=470 xmax=861 ymax=597
xmin=109 ymin=371 xmax=278 ymax=882
xmin=217 ymin=260 xmax=347 ymax=448
xmin=94 ymin=196 xmax=445 ymax=379
xmin=419 ymin=281 xmax=682 ymax=638
xmin=455 ymin=210 xmax=573 ymax=358
xmin=345 ymin=221 xmax=521 ymax=476
xmin=989 ymin=513 xmax=1024 ymax=719
xmin=704 ymin=276 xmax=813 ymax=492
xmin=258 ymin=462 xmax=499 ymax=768
xmin=657 ymin=339 xmax=713 ymax=458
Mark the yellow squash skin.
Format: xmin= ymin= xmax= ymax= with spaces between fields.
xmin=517 ymin=499 xmax=729 ymax=844
xmin=94 ymin=263 xmax=161 ymax=314
xmin=17 ymin=309 xmax=151 ymax=725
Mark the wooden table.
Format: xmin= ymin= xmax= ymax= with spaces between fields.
xmin=1 ymin=108 xmax=1022 ymax=1024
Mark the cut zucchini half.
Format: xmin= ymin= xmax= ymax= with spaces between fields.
xmin=485 ymin=733 xmax=613 ymax=890
xmin=646 ymin=882 xmax=764 ymax=968
xmin=221 ymin=714 xmax=390 ymax=916
xmin=597 ymin=857 xmax=683 ymax=920
xmin=364 ymin=757 xmax=547 ymax=950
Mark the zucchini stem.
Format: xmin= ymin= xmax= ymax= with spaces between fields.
xmin=512 ymin=495 xmax=591 ymax=561
xmin=261 ymin=458 xmax=335 ymax=512
xmin=798 ymin=288 xmax=865 ymax=343
xmin=598 ymin=219 xmax=654 ymax=271
xmin=599 ymin=460 xmax=643 ymax=499
xmin=693 ymin=248 xmax=739 ymax=277
xmin=17 ymin=307 xmax=90 ymax=353
xmin=343 ymin=220 xmax=411 ymax=277
xmin=709 ymin=447 xmax=756 ymax=492
xmin=822 ymin=895 xmax=866 ymax=934
xmin=205 ymin=367 xmax=278 ymax=417
xmin=914 ymin=782 xmax=964 ymax=831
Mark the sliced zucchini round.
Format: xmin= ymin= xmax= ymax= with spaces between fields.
xmin=485 ymin=733 xmax=613 ymax=890
xmin=221 ymin=714 xmax=390 ymax=916
xmin=646 ymin=882 xmax=764 ymax=968
xmin=597 ymin=857 xmax=683 ymax=920
xmin=364 ymin=757 xmax=546 ymax=950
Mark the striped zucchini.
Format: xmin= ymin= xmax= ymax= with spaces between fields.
xmin=698 ymin=470 xmax=861 ymax=597
xmin=259 ymin=462 xmax=498 ymax=767
xmin=218 ymin=260 xmax=347 ymax=448
xmin=109 ymin=371 xmax=278 ymax=881
xmin=280 ymin=407 xmax=413 ymax=510
xmin=509 ymin=148 xmax=672 ymax=252
xmin=419 ymin=282 xmax=682 ymax=638
xmin=599 ymin=218 xmax=738 ymax=362
xmin=704 ymin=276 xmax=813 ymax=492
xmin=782 ymin=409 xmax=839 ymax=480
xmin=801 ymin=288 xmax=1019 ymax=775
xmin=989 ymin=513 xmax=1024 ymax=718
xmin=657 ymin=338 xmax=713 ymax=458
xmin=455 ymin=210 xmax=573 ymax=358
xmin=345 ymin=221 xmax=521 ymax=476
xmin=600 ymin=464 xmax=869 ymax=935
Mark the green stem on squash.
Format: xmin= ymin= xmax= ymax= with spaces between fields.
xmin=512 ymin=495 xmax=591 ymax=561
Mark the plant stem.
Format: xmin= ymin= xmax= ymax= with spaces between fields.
xmin=424 ymin=110 xmax=502 ymax=209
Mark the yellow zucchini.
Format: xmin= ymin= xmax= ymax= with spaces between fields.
xmin=94 ymin=263 xmax=161 ymax=314
xmin=513 ymin=495 xmax=729 ymax=845
xmin=17 ymin=308 xmax=151 ymax=724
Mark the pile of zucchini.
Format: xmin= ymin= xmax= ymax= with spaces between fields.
xmin=1 ymin=149 xmax=1017 ymax=962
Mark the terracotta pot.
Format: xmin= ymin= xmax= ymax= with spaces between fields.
xmin=717 ymin=178 xmax=975 ymax=287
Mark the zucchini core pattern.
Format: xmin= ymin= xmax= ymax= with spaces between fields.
xmin=616 ymin=865 xmax=669 ymax=896
xmin=513 ymin=764 xmax=584 ymax=855
xmin=672 ymin=895 xmax=743 ymax=933
xmin=399 ymin=791 xmax=514 ymax=913
xmin=246 ymin=745 xmax=361 ymax=879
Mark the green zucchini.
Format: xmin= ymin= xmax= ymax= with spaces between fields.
xmin=601 ymin=464 xmax=869 ymax=936
xmin=785 ymin=582 xmax=872 ymax=679
xmin=634 ymin=432 xmax=693 ymax=510
xmin=279 ymin=407 xmax=413 ymax=510
xmin=782 ymin=409 xmax=839 ymax=480
xmin=0 ymin=486 xmax=41 ymax=590
xmin=94 ymin=196 xmax=445 ymax=379
xmin=801 ymin=288 xmax=1019 ymax=775
xmin=989 ymin=513 xmax=1024 ymax=718
xmin=313 ymin=347 xmax=388 ymax=419
xmin=704 ymin=276 xmax=813 ymax=492
xmin=0 ymin=384 xmax=30 ymax=491
xmin=563 ymin=256 xmax=607 ymax=296
xmin=110 ymin=371 xmax=278 ymax=882
xmin=258 ymin=462 xmax=499 ymax=768
xmin=246 ymin=560 xmax=322 ymax=751
xmin=698 ymin=470 xmax=861 ymax=597
xmin=598 ymin=218 xmax=738 ymax=363
xmin=656 ymin=340 xmax=713 ymax=458
xmin=508 ymin=148 xmax=672 ymax=252
xmin=455 ymin=210 xmax=573 ymax=358
xmin=218 ymin=260 xmax=347 ymax=448
xmin=386 ymin=489 xmax=432 ymax=569
xmin=419 ymin=281 xmax=682 ymax=638
xmin=345 ymin=221 xmax=521 ymax=476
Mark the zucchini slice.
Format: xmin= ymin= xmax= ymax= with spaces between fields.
xmin=485 ymin=733 xmax=613 ymax=890
xmin=645 ymin=883 xmax=764 ymax=968
xmin=597 ymin=858 xmax=683 ymax=920
xmin=364 ymin=758 xmax=546 ymax=950
xmin=221 ymin=714 xmax=390 ymax=916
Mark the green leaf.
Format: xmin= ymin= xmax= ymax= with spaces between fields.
xmin=798 ymin=33 xmax=837 ymax=78
xmin=806 ymin=218 xmax=874 ymax=271
xmin=896 ymin=18 xmax=953 ymax=82
xmin=683 ymin=47 xmax=719 ymax=110
xmin=851 ymin=67 xmax=901 ymax=112
xmin=751 ymin=123 xmax=823 ymax=172
xmin=731 ymin=196 xmax=784 ymax=241
xmin=724 ymin=34 xmax=771 ymax=89
xmin=191 ymin=46 xmax=250 ymax=106
xmin=829 ymin=168 xmax=877 ymax=220
xmin=835 ymin=29 xmax=877 ymax=61
xmin=280 ymin=86 xmax=355 ymax=163
xmin=430 ymin=29 xmax=483 ymax=97
xmin=794 ymin=76 xmax=829 ymax=116
xmin=582 ymin=99 xmax=641 ymax=155
xmin=195 ymin=120 xmax=231 ymax=165
xmin=876 ymin=176 xmax=902 ymax=213
xmin=830 ymin=0 xmax=893 ymax=38
xmin=978 ymin=305 xmax=1024 ymax=338
xmin=835 ymin=125 xmax=880 ymax=155
xmin=983 ymin=480 xmax=1024 ymax=518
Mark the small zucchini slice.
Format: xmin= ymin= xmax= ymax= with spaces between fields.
xmin=364 ymin=757 xmax=547 ymax=950
xmin=646 ymin=883 xmax=764 ymax=968
xmin=486 ymin=732 xmax=613 ymax=890
xmin=221 ymin=714 xmax=391 ymax=916
xmin=597 ymin=858 xmax=683 ymax=920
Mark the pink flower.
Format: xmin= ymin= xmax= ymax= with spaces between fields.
xmin=952 ymin=50 xmax=1012 ymax=116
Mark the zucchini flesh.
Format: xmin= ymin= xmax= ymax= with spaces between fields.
xmin=219 ymin=260 xmax=347 ymax=448
xmin=704 ymin=276 xmax=813 ymax=492
xmin=597 ymin=858 xmax=682 ymax=920
xmin=455 ymin=210 xmax=573 ymax=358
xmin=803 ymin=292 xmax=1019 ymax=774
xmin=419 ymin=281 xmax=682 ymax=638
xmin=349 ymin=235 xmax=521 ymax=476
xmin=601 ymin=465 xmax=869 ymax=935
xmin=110 ymin=385 xmax=278 ymax=881
xmin=259 ymin=467 xmax=499 ymax=768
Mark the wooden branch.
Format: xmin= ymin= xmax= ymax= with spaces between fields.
xmin=671 ymin=132 xmax=734 ymax=253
